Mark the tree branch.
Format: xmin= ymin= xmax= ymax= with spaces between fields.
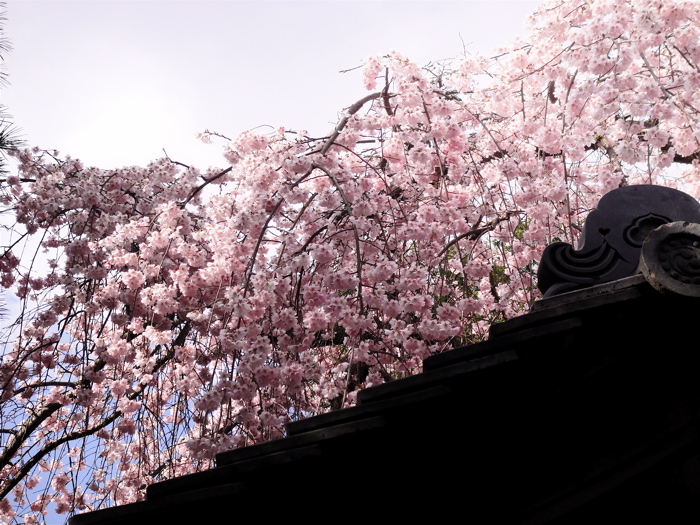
xmin=438 ymin=211 xmax=522 ymax=258
xmin=311 ymin=163 xmax=364 ymax=313
xmin=162 ymin=149 xmax=190 ymax=169
xmin=180 ymin=167 xmax=233 ymax=207
xmin=0 ymin=408 xmax=122 ymax=502
xmin=0 ymin=402 xmax=62 ymax=482
xmin=312 ymin=92 xmax=383 ymax=156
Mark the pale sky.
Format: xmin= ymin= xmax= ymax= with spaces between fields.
xmin=2 ymin=0 xmax=541 ymax=170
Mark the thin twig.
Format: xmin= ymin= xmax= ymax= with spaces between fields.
xmin=437 ymin=211 xmax=521 ymax=258
xmin=243 ymin=197 xmax=283 ymax=298
xmin=311 ymin=163 xmax=364 ymax=313
xmin=180 ymin=167 xmax=232 ymax=207
xmin=0 ymin=177 xmax=35 ymax=183
xmin=641 ymin=52 xmax=700 ymax=114
xmin=312 ymin=92 xmax=383 ymax=156
xmin=162 ymin=149 xmax=190 ymax=169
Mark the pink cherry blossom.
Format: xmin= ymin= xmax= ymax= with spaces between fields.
xmin=3 ymin=1 xmax=700 ymax=522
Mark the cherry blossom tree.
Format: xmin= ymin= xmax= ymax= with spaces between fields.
xmin=2 ymin=0 xmax=700 ymax=522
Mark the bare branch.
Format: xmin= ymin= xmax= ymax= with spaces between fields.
xmin=162 ymin=149 xmax=190 ymax=169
